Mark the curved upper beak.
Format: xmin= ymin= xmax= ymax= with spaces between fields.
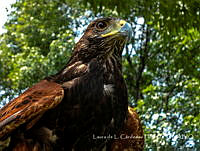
xmin=118 ymin=20 xmax=133 ymax=42
xmin=101 ymin=19 xmax=133 ymax=42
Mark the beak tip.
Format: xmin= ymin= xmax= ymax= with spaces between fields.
xmin=120 ymin=22 xmax=133 ymax=42
xmin=127 ymin=23 xmax=133 ymax=42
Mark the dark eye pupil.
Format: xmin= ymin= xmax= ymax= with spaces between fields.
xmin=97 ymin=22 xmax=107 ymax=29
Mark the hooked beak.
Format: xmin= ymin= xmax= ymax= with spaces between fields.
xmin=101 ymin=19 xmax=133 ymax=42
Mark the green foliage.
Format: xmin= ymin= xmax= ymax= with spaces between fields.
xmin=0 ymin=0 xmax=77 ymax=99
xmin=77 ymin=0 xmax=200 ymax=32
xmin=0 ymin=0 xmax=200 ymax=150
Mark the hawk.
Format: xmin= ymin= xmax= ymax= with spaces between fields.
xmin=0 ymin=17 xmax=144 ymax=151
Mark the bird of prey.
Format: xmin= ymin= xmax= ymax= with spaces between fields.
xmin=0 ymin=17 xmax=144 ymax=151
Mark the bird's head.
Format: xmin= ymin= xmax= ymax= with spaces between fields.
xmin=73 ymin=17 xmax=132 ymax=62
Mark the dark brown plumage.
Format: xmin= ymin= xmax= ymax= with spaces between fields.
xmin=0 ymin=17 xmax=144 ymax=151
xmin=111 ymin=107 xmax=144 ymax=151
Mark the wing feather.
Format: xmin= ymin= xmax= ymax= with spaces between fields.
xmin=110 ymin=106 xmax=144 ymax=151
xmin=0 ymin=80 xmax=64 ymax=139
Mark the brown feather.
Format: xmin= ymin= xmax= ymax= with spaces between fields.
xmin=0 ymin=18 xmax=144 ymax=151
xmin=110 ymin=107 xmax=144 ymax=151
xmin=0 ymin=80 xmax=64 ymax=140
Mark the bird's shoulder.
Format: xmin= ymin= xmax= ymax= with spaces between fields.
xmin=0 ymin=80 xmax=64 ymax=140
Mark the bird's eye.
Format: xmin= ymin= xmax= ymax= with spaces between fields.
xmin=96 ymin=21 xmax=108 ymax=30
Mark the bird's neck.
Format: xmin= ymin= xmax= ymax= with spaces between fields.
xmin=47 ymin=38 xmax=124 ymax=82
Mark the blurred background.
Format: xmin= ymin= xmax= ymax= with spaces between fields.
xmin=0 ymin=0 xmax=199 ymax=150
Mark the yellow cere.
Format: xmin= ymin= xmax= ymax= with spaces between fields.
xmin=119 ymin=20 xmax=126 ymax=26
xmin=101 ymin=20 xmax=127 ymax=37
